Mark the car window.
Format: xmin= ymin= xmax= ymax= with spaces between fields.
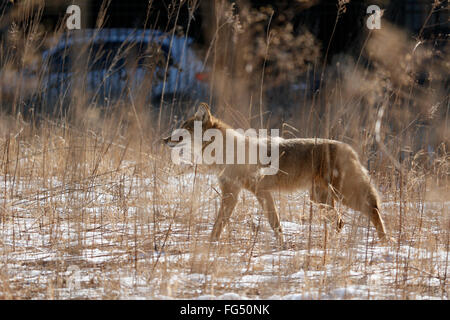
xmin=47 ymin=47 xmax=71 ymax=73
xmin=47 ymin=40 xmax=173 ymax=73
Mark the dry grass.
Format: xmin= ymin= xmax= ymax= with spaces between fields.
xmin=0 ymin=0 xmax=448 ymax=299
xmin=0 ymin=108 xmax=447 ymax=299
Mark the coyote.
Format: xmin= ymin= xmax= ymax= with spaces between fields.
xmin=163 ymin=103 xmax=388 ymax=246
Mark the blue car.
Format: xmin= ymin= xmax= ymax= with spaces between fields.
xmin=35 ymin=28 xmax=209 ymax=114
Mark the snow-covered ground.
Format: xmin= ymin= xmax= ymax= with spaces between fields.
xmin=0 ymin=171 xmax=448 ymax=299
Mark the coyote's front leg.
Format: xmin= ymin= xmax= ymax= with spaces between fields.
xmin=210 ymin=182 xmax=241 ymax=242
xmin=311 ymin=181 xmax=343 ymax=232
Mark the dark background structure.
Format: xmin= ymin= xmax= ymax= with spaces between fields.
xmin=1 ymin=0 xmax=448 ymax=60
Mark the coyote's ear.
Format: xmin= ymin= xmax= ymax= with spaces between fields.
xmin=194 ymin=103 xmax=211 ymax=124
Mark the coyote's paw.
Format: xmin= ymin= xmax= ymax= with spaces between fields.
xmin=379 ymin=235 xmax=397 ymax=245
xmin=273 ymin=233 xmax=287 ymax=250
xmin=386 ymin=236 xmax=397 ymax=245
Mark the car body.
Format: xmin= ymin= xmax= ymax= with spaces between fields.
xmin=35 ymin=28 xmax=209 ymax=113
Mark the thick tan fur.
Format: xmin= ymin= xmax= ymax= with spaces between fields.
xmin=163 ymin=103 xmax=388 ymax=246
